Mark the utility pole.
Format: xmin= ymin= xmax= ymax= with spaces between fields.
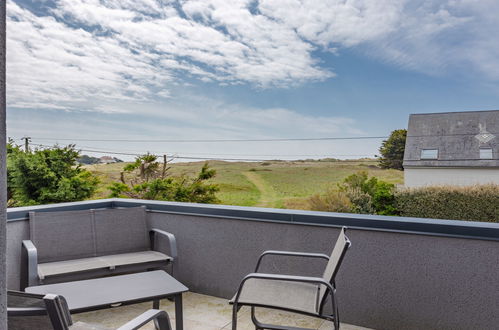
xmin=22 ymin=136 xmax=31 ymax=152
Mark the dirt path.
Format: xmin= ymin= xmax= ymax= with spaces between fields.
xmin=243 ymin=171 xmax=278 ymax=207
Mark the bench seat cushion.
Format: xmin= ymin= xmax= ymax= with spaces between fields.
xmin=38 ymin=251 xmax=171 ymax=280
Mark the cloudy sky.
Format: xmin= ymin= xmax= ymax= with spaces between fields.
xmin=6 ymin=0 xmax=499 ymax=161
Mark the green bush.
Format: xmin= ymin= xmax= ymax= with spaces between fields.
xmin=340 ymin=171 xmax=398 ymax=215
xmin=308 ymin=189 xmax=353 ymax=213
xmin=396 ymin=185 xmax=499 ymax=222
xmin=109 ymin=155 xmax=219 ymax=204
xmin=7 ymin=144 xmax=99 ymax=206
xmin=345 ymin=188 xmax=375 ymax=214
xmin=308 ymin=172 xmax=397 ymax=215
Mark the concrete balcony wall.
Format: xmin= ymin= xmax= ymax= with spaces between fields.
xmin=6 ymin=199 xmax=499 ymax=330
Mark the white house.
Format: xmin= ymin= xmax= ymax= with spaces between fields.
xmin=403 ymin=110 xmax=499 ymax=187
xmin=99 ymin=156 xmax=117 ymax=164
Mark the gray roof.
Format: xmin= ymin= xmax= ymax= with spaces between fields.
xmin=403 ymin=110 xmax=499 ymax=168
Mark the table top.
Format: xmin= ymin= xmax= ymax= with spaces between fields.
xmin=26 ymin=270 xmax=188 ymax=312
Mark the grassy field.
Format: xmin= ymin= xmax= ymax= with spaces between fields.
xmin=85 ymin=159 xmax=403 ymax=210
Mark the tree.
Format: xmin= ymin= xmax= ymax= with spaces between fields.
xmin=108 ymin=154 xmax=219 ymax=204
xmin=7 ymin=144 xmax=99 ymax=206
xmin=76 ymin=154 xmax=101 ymax=165
xmin=378 ymin=129 xmax=407 ymax=170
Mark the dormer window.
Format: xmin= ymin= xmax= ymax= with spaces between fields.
xmin=421 ymin=149 xmax=438 ymax=159
xmin=479 ymin=148 xmax=493 ymax=159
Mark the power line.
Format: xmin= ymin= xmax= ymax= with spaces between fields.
xmin=21 ymin=131 xmax=499 ymax=143
xmin=24 ymin=136 xmax=389 ymax=143
xmin=62 ymin=143 xmax=375 ymax=158
xmin=30 ymin=143 xmax=379 ymax=162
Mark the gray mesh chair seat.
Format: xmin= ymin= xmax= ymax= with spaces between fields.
xmin=231 ymin=278 xmax=320 ymax=314
xmin=69 ymin=322 xmax=111 ymax=330
xmin=22 ymin=206 xmax=177 ymax=288
xmin=8 ymin=290 xmax=172 ymax=330
xmin=230 ymin=227 xmax=351 ymax=330
xmin=38 ymin=251 xmax=171 ymax=280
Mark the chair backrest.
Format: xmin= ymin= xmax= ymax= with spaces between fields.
xmin=7 ymin=290 xmax=72 ymax=330
xmin=29 ymin=206 xmax=149 ymax=262
xmin=318 ymin=227 xmax=351 ymax=308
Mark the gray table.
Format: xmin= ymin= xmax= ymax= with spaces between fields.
xmin=26 ymin=270 xmax=188 ymax=330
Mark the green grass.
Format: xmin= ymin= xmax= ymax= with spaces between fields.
xmin=85 ymin=159 xmax=404 ymax=210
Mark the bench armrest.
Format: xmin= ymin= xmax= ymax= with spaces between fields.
xmin=149 ymin=228 xmax=177 ymax=260
xmin=255 ymin=250 xmax=329 ymax=272
xmin=117 ymin=309 xmax=171 ymax=330
xmin=21 ymin=240 xmax=39 ymax=289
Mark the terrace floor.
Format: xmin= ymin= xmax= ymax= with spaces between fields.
xmin=72 ymin=292 xmax=372 ymax=330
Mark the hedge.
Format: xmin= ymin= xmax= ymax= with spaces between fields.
xmin=396 ymin=185 xmax=499 ymax=222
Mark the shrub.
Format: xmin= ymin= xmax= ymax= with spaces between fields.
xmin=396 ymin=185 xmax=499 ymax=222
xmin=345 ymin=188 xmax=375 ymax=214
xmin=249 ymin=168 xmax=271 ymax=172
xmin=109 ymin=155 xmax=219 ymax=204
xmin=308 ymin=189 xmax=353 ymax=213
xmin=7 ymin=144 xmax=99 ymax=206
xmin=340 ymin=171 xmax=398 ymax=215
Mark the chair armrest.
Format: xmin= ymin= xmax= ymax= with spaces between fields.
xmin=117 ymin=309 xmax=171 ymax=330
xmin=255 ymin=250 xmax=329 ymax=272
xmin=232 ymin=273 xmax=334 ymax=305
xmin=22 ymin=240 xmax=39 ymax=289
xmin=149 ymin=228 xmax=178 ymax=260
xmin=7 ymin=307 xmax=47 ymax=316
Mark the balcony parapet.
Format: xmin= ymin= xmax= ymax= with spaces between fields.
xmin=7 ymin=198 xmax=499 ymax=241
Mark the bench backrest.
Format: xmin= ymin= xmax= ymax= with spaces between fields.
xmin=29 ymin=209 xmax=96 ymax=263
xmin=29 ymin=206 xmax=149 ymax=263
xmin=94 ymin=207 xmax=149 ymax=256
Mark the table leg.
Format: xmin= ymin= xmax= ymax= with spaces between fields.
xmin=175 ymin=294 xmax=183 ymax=330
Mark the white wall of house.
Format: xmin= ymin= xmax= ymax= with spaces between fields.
xmin=404 ymin=167 xmax=499 ymax=187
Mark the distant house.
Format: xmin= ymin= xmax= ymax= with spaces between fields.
xmin=403 ymin=110 xmax=499 ymax=187
xmin=99 ymin=156 xmax=117 ymax=164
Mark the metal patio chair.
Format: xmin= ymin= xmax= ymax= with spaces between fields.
xmin=230 ymin=227 xmax=351 ymax=330
xmin=7 ymin=290 xmax=172 ymax=330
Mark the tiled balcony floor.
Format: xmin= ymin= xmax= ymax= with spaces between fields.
xmin=72 ymin=292 xmax=372 ymax=330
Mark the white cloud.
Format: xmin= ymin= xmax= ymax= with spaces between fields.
xmin=7 ymin=0 xmax=335 ymax=111
xmin=260 ymin=0 xmax=499 ymax=79
xmin=259 ymin=0 xmax=405 ymax=47
xmin=7 ymin=1 xmax=173 ymax=111
xmin=7 ymin=96 xmax=370 ymax=162
xmin=6 ymin=0 xmax=499 ymax=115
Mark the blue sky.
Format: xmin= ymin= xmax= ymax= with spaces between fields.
xmin=6 ymin=0 xmax=499 ymax=161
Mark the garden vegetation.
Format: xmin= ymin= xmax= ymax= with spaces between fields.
xmin=308 ymin=171 xmax=499 ymax=222
xmin=108 ymin=153 xmax=219 ymax=204
xmin=7 ymin=143 xmax=99 ymax=206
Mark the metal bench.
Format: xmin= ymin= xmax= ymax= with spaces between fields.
xmin=21 ymin=206 xmax=177 ymax=289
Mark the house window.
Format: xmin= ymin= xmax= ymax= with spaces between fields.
xmin=421 ymin=149 xmax=438 ymax=159
xmin=479 ymin=148 xmax=493 ymax=159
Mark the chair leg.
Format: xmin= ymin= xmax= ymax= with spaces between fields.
xmin=232 ymin=303 xmax=238 ymax=330
xmin=332 ymin=289 xmax=340 ymax=330
xmin=251 ymin=307 xmax=263 ymax=330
